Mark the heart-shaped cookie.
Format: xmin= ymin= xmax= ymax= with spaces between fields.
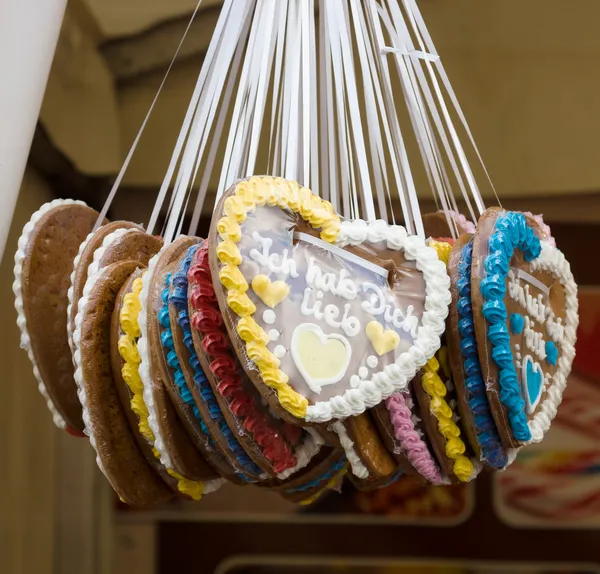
xmin=472 ymin=209 xmax=578 ymax=446
xmin=209 ymin=176 xmax=450 ymax=424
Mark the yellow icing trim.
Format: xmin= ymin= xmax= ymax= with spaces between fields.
xmin=216 ymin=176 xmax=341 ymax=419
xmin=422 ymin=240 xmax=473 ymax=483
xmin=118 ymin=275 xmax=204 ymax=501
xmin=299 ymin=464 xmax=348 ymax=506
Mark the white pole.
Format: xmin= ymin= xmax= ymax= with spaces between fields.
xmin=0 ymin=0 xmax=68 ymax=261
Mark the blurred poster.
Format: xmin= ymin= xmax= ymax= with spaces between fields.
xmin=494 ymin=288 xmax=600 ymax=528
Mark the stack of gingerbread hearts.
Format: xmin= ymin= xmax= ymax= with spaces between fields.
xmin=12 ymin=176 xmax=578 ymax=507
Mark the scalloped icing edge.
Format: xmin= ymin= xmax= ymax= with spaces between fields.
xmin=276 ymin=427 xmax=325 ymax=481
xmin=527 ymin=240 xmax=578 ymax=444
xmin=303 ymin=219 xmax=451 ymax=422
xmin=329 ymin=420 xmax=370 ymax=479
xmin=13 ymin=198 xmax=88 ymax=430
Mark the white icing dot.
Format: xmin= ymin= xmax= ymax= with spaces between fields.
xmin=367 ymin=355 xmax=378 ymax=369
xmin=359 ymin=367 xmax=369 ymax=379
xmin=274 ymin=345 xmax=287 ymax=359
xmin=516 ymin=353 xmax=521 ymax=360
xmin=350 ymin=375 xmax=361 ymax=388
xmin=515 ymin=344 xmax=520 ymax=351
xmin=263 ymin=310 xmax=276 ymax=324
xmin=269 ymin=329 xmax=280 ymax=341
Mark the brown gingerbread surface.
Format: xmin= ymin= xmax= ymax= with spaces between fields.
xmin=19 ymin=202 xmax=100 ymax=433
xmin=471 ymin=208 xmax=572 ymax=448
xmin=77 ymin=260 xmax=173 ymax=507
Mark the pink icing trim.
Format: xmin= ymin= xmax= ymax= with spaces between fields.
xmin=443 ymin=210 xmax=476 ymax=234
xmin=385 ymin=393 xmax=444 ymax=485
xmin=523 ymin=212 xmax=556 ymax=247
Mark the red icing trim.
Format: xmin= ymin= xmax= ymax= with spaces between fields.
xmin=188 ymin=243 xmax=300 ymax=473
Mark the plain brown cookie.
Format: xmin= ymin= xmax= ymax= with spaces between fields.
xmin=16 ymin=201 xmax=101 ymax=434
xmin=76 ymin=260 xmax=173 ymax=507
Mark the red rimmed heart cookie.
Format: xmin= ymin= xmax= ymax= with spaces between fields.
xmin=13 ymin=199 xmax=101 ymax=434
xmin=209 ymin=176 xmax=450 ymax=425
xmin=471 ymin=208 xmax=578 ymax=446
xmin=73 ymin=259 xmax=173 ymax=507
xmin=187 ymin=241 xmax=328 ymax=481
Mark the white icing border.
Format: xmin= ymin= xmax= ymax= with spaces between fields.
xmin=137 ymin=248 xmax=173 ymax=469
xmin=526 ymin=240 xmax=578 ymax=444
xmin=304 ymin=219 xmax=450 ymax=422
xmin=330 ymin=420 xmax=370 ymax=479
xmin=67 ymin=230 xmax=95 ymax=356
xmin=72 ymin=265 xmax=111 ymax=477
xmin=276 ymin=427 xmax=324 ymax=481
xmin=71 ymin=228 xmax=142 ymax=480
xmin=13 ymin=198 xmax=87 ymax=430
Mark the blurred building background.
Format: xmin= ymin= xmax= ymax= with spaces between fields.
xmin=2 ymin=1 xmax=600 ymax=573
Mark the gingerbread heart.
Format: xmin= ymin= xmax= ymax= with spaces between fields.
xmin=208 ymin=176 xmax=451 ymax=424
xmin=471 ymin=209 xmax=578 ymax=446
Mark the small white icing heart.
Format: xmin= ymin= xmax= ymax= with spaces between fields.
xmin=291 ymin=323 xmax=351 ymax=394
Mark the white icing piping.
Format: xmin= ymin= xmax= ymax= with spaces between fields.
xmin=330 ymin=420 xmax=370 ymax=479
xmin=71 ymin=229 xmax=144 ymax=481
xmin=203 ymin=478 xmax=227 ymax=494
xmin=137 ymin=248 xmax=174 ymax=469
xmin=13 ymin=198 xmax=87 ymax=430
xmin=305 ymin=219 xmax=450 ymax=422
xmin=67 ymin=230 xmax=95 ymax=356
xmin=72 ymin=265 xmax=111 ymax=477
xmin=526 ymin=240 xmax=578 ymax=444
xmin=276 ymin=427 xmax=324 ymax=481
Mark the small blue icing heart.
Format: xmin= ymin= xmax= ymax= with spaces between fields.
xmin=525 ymin=359 xmax=543 ymax=411
xmin=546 ymin=341 xmax=558 ymax=366
xmin=510 ymin=313 xmax=524 ymax=335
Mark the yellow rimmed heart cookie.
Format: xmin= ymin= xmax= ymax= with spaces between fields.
xmin=208 ymin=176 xmax=451 ymax=425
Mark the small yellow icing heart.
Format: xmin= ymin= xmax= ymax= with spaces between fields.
xmin=251 ymin=275 xmax=290 ymax=308
xmin=366 ymin=321 xmax=400 ymax=356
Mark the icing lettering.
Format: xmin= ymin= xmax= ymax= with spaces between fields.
xmin=305 ymin=258 xmax=357 ymax=300
xmin=249 ymin=232 xmax=299 ymax=278
xmin=508 ymin=273 xmax=548 ymax=324
xmin=545 ymin=312 xmax=565 ymax=345
xmin=301 ymin=288 xmax=360 ymax=337
xmin=361 ymin=282 xmax=419 ymax=337
xmin=523 ymin=316 xmax=547 ymax=361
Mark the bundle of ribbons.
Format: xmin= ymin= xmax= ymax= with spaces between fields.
xmin=12 ymin=1 xmax=578 ymax=507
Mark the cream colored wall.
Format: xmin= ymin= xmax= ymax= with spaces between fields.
xmin=114 ymin=0 xmax=600 ymax=201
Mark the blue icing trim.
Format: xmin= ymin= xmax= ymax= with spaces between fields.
xmin=510 ymin=313 xmax=525 ymax=335
xmin=480 ymin=212 xmax=541 ymax=442
xmin=457 ymin=240 xmax=508 ymax=469
xmin=545 ymin=341 xmax=558 ymax=366
xmin=287 ymin=457 xmax=347 ymax=493
xmin=166 ymin=244 xmax=261 ymax=480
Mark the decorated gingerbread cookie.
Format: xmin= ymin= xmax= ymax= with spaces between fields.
xmin=372 ymin=392 xmax=445 ymax=485
xmin=446 ymin=234 xmax=510 ymax=469
xmin=410 ymin=240 xmax=479 ymax=483
xmin=471 ymin=209 xmax=578 ymax=446
xmin=331 ymin=414 xmax=397 ymax=482
xmin=67 ymin=221 xmax=141 ymax=355
xmin=209 ymin=176 xmax=450 ymax=425
xmin=112 ymin=269 xmax=222 ymax=500
xmin=164 ymin=248 xmax=264 ymax=483
xmin=138 ymin=237 xmax=222 ymax=482
xmin=423 ymin=210 xmax=476 ymax=239
xmin=14 ymin=199 xmax=101 ymax=434
xmin=186 ymin=242 xmax=327 ymax=481
xmin=73 ymin=259 xmax=173 ymax=507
